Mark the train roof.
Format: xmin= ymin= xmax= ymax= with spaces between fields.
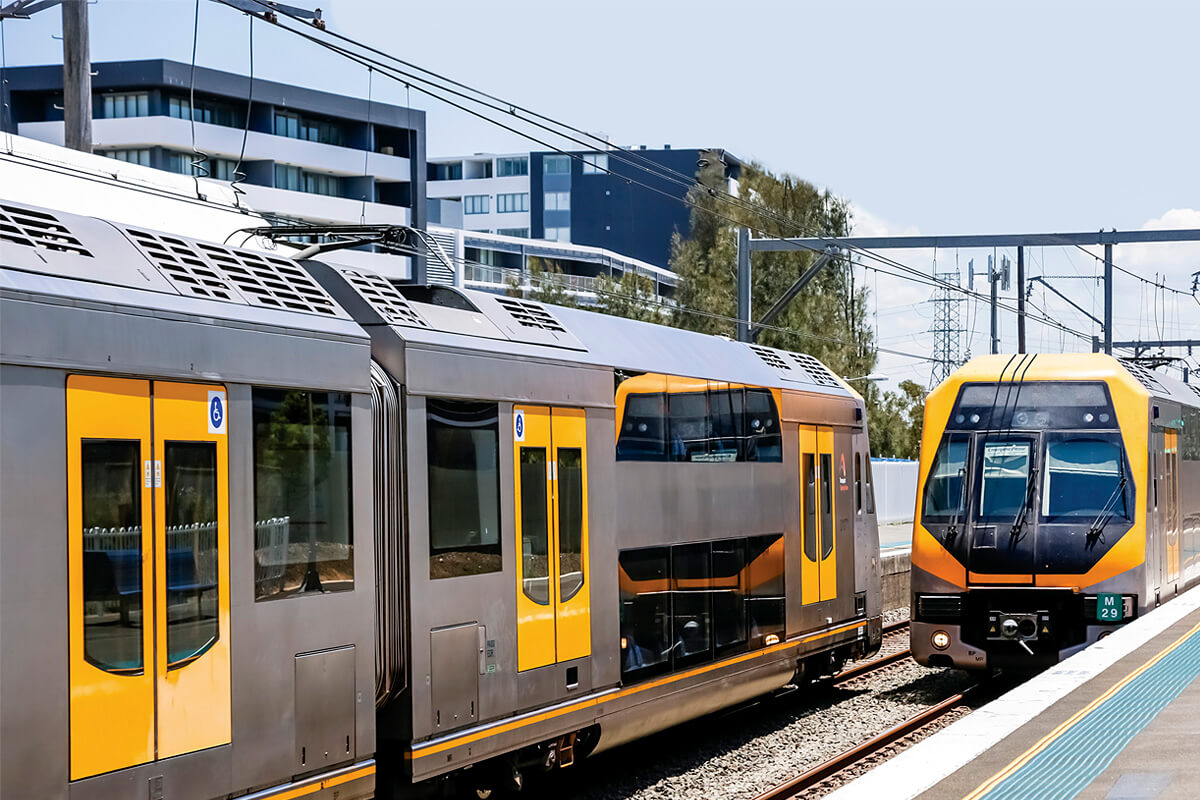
xmin=941 ymin=353 xmax=1200 ymax=411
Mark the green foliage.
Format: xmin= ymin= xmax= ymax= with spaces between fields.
xmin=506 ymin=256 xmax=578 ymax=308
xmin=868 ymin=380 xmax=926 ymax=459
xmin=592 ymin=270 xmax=663 ymax=323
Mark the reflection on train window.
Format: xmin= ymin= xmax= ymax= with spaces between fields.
xmin=672 ymin=543 xmax=713 ymax=664
xmin=820 ymin=454 xmax=834 ymax=558
xmin=802 ymin=454 xmax=817 ymax=562
xmin=709 ymin=388 xmax=744 ymax=458
xmin=855 ymin=454 xmax=863 ymax=513
xmin=1041 ymin=437 xmax=1128 ymax=520
xmin=922 ymin=435 xmax=969 ymax=517
xmin=668 ymin=392 xmax=709 ymax=461
xmin=252 ymin=388 xmax=354 ymax=600
xmin=978 ymin=439 xmax=1032 ymax=520
xmin=426 ymin=399 xmax=502 ymax=579
xmin=163 ymin=442 xmax=219 ymax=667
xmin=519 ymin=447 xmax=550 ymax=604
xmin=617 ymin=393 xmax=667 ymax=461
xmin=81 ymin=440 xmax=144 ymax=674
xmin=744 ymin=389 xmax=782 ymax=461
xmin=557 ymin=448 xmax=585 ymax=602
xmin=619 ymin=534 xmax=785 ymax=683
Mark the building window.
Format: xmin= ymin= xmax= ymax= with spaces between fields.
xmin=252 ymin=388 xmax=354 ymax=601
xmin=99 ymin=148 xmax=151 ymax=167
xmin=543 ymin=154 xmax=571 ymax=174
xmin=168 ymin=95 xmax=243 ymax=128
xmin=430 ymin=162 xmax=463 ymax=181
xmin=497 ymin=227 xmax=529 ymax=238
xmin=543 ymin=226 xmax=570 ymax=242
xmin=274 ymin=165 xmax=343 ymax=197
xmin=168 ymin=151 xmax=239 ymax=180
xmin=463 ymin=194 xmax=491 ymax=215
xmin=497 ymin=156 xmax=529 ymax=176
xmin=581 ymin=153 xmax=608 ymax=174
xmin=273 ymin=110 xmax=345 ymax=147
xmin=101 ymin=92 xmax=149 ymax=119
xmin=427 ymin=399 xmax=502 ymax=579
xmin=497 ymin=192 xmax=529 ymax=213
xmin=544 ymin=191 xmax=570 ymax=211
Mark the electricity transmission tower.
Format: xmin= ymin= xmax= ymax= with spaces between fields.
xmin=929 ymin=269 xmax=966 ymax=387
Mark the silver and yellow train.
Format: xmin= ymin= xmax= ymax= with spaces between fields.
xmin=0 ymin=199 xmax=882 ymax=799
xmin=910 ymin=353 xmax=1200 ymax=671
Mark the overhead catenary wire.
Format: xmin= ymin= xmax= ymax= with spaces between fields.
xmin=187 ymin=0 xmax=211 ymax=196
xmin=230 ymin=11 xmax=254 ymax=207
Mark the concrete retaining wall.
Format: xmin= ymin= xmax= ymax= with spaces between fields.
xmin=882 ymin=549 xmax=910 ymax=612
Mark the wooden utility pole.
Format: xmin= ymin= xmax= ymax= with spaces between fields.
xmin=61 ymin=0 xmax=91 ymax=152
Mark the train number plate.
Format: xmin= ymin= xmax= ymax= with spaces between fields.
xmin=1097 ymin=593 xmax=1124 ymax=622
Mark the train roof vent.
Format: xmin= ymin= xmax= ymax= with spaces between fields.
xmin=1120 ymin=360 xmax=1166 ymax=394
xmin=340 ymin=269 xmax=429 ymax=328
xmin=125 ymin=228 xmax=240 ymax=301
xmin=748 ymin=344 xmax=792 ymax=371
xmin=194 ymin=243 xmax=341 ymax=316
xmin=1 ymin=203 xmax=93 ymax=258
xmin=495 ymin=296 xmax=568 ymax=334
xmin=787 ymin=352 xmax=842 ymax=388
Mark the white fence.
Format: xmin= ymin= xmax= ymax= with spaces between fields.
xmin=871 ymin=459 xmax=918 ymax=525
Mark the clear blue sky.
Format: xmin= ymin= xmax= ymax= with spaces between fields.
xmin=4 ymin=0 xmax=1197 ymax=382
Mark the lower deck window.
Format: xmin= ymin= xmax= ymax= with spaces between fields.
xmin=619 ymin=534 xmax=785 ymax=682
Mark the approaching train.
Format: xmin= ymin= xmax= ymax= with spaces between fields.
xmin=0 ymin=198 xmax=882 ymax=800
xmin=910 ymin=353 xmax=1200 ymax=671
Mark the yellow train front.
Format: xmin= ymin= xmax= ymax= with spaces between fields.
xmin=910 ymin=354 xmax=1200 ymax=670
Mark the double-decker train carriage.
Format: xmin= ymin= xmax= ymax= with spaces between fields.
xmin=910 ymin=353 xmax=1200 ymax=671
xmin=0 ymin=198 xmax=882 ymax=800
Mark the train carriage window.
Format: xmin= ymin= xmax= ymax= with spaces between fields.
xmin=81 ymin=440 xmax=144 ymax=673
xmin=617 ymin=393 xmax=667 ymax=461
xmin=922 ymin=434 xmax=969 ymax=518
xmin=820 ymin=454 xmax=835 ymax=558
xmin=672 ymin=543 xmax=713 ymax=664
xmin=253 ymin=389 xmax=354 ymax=601
xmin=802 ymin=454 xmax=818 ymax=562
xmin=747 ymin=534 xmax=786 ymax=645
xmin=557 ymin=448 xmax=585 ymax=602
xmin=865 ymin=457 xmax=876 ymax=514
xmin=519 ymin=448 xmax=550 ymax=603
xmin=425 ymin=399 xmax=502 ymax=580
xmin=1041 ymin=436 xmax=1128 ymax=521
xmin=712 ymin=539 xmax=747 ymax=653
xmin=669 ymin=391 xmax=710 ymax=462
xmin=855 ymin=453 xmax=863 ymax=514
xmin=978 ymin=439 xmax=1033 ymax=520
xmin=708 ymin=387 xmax=744 ymax=461
xmin=744 ymin=389 xmax=782 ymax=462
xmin=163 ymin=442 xmax=219 ymax=667
xmin=619 ymin=548 xmax=670 ymax=677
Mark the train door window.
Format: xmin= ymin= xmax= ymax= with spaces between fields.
xmin=745 ymin=389 xmax=782 ymax=462
xmin=819 ymin=453 xmax=834 ymax=558
xmin=747 ymin=534 xmax=785 ymax=646
xmin=424 ymin=399 xmax=502 ymax=580
xmin=865 ymin=457 xmax=876 ymax=514
xmin=519 ymin=448 xmax=551 ymax=604
xmin=978 ymin=439 xmax=1033 ymax=520
xmin=252 ymin=388 xmax=354 ymax=598
xmin=1040 ymin=436 xmax=1127 ymax=521
xmin=619 ymin=548 xmax=670 ymax=677
xmin=672 ymin=542 xmax=713 ymax=665
xmin=802 ymin=453 xmax=818 ymax=562
xmin=855 ymin=453 xmax=863 ymax=514
xmin=668 ymin=391 xmax=709 ymax=462
xmin=712 ymin=539 xmax=747 ymax=653
xmin=162 ymin=442 xmax=219 ymax=667
xmin=557 ymin=447 xmax=585 ymax=602
xmin=617 ymin=392 xmax=667 ymax=461
xmin=922 ymin=434 xmax=970 ymax=518
xmin=81 ymin=440 xmax=145 ymax=673
xmin=708 ymin=386 xmax=744 ymax=461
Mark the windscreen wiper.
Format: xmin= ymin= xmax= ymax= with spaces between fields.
xmin=1009 ymin=466 xmax=1040 ymax=540
xmin=1087 ymin=476 xmax=1128 ymax=543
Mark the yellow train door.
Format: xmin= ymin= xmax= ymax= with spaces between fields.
xmin=799 ymin=425 xmax=838 ymax=606
xmin=515 ymin=406 xmax=591 ymax=672
xmin=817 ymin=427 xmax=838 ymax=602
xmin=67 ymin=376 xmax=231 ymax=780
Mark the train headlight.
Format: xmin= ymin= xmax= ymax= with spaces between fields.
xmin=931 ymin=630 xmax=951 ymax=650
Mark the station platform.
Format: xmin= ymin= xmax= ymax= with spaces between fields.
xmin=830 ymin=585 xmax=1200 ymax=800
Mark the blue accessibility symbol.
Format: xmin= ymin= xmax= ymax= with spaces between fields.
xmin=210 ymin=395 xmax=224 ymax=429
xmin=515 ymin=414 xmax=524 ymax=439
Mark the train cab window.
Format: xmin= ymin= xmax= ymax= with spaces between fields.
xmin=978 ymin=439 xmax=1033 ymax=520
xmin=163 ymin=442 xmax=219 ymax=667
xmin=712 ymin=539 xmax=747 ymax=653
xmin=617 ymin=392 xmax=667 ymax=461
xmin=1042 ymin=436 xmax=1128 ymax=521
xmin=668 ymin=391 xmax=710 ymax=462
xmin=426 ymin=399 xmax=502 ymax=579
xmin=253 ymin=389 xmax=354 ymax=600
xmin=747 ymin=534 xmax=786 ymax=646
xmin=672 ymin=543 xmax=713 ymax=665
xmin=619 ymin=548 xmax=671 ymax=677
xmin=922 ymin=434 xmax=970 ymax=518
xmin=81 ymin=440 xmax=144 ymax=673
xmin=557 ymin=448 xmax=585 ymax=601
xmin=744 ymin=389 xmax=782 ymax=462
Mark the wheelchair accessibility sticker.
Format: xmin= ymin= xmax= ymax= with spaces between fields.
xmin=514 ymin=409 xmax=525 ymax=442
xmin=208 ymin=390 xmax=227 ymax=435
